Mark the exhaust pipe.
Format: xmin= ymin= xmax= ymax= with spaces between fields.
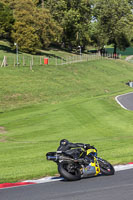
xmin=47 ymin=155 xmax=59 ymax=161
xmin=46 ymin=152 xmax=59 ymax=161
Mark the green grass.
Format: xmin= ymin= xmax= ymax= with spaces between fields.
xmin=0 ymin=59 xmax=132 ymax=112
xmin=128 ymin=58 xmax=133 ymax=64
xmin=1 ymin=42 xmax=133 ymax=183
xmin=0 ymin=40 xmax=82 ymax=67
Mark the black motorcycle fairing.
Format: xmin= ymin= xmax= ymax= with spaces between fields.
xmin=46 ymin=145 xmax=115 ymax=181
xmin=63 ymin=148 xmax=82 ymax=159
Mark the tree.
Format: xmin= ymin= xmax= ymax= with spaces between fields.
xmin=45 ymin=0 xmax=92 ymax=50
xmin=44 ymin=0 xmax=67 ymax=24
xmin=62 ymin=0 xmax=92 ymax=49
xmin=11 ymin=0 xmax=62 ymax=53
xmin=0 ymin=2 xmax=14 ymax=40
xmin=93 ymin=0 xmax=133 ymax=53
xmin=34 ymin=8 xmax=62 ymax=48
xmin=11 ymin=0 xmax=40 ymax=53
xmin=0 ymin=0 xmax=17 ymax=9
xmin=90 ymin=22 xmax=108 ymax=50
xmin=12 ymin=22 xmax=41 ymax=53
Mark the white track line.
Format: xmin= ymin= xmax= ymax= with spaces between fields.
xmin=114 ymin=164 xmax=133 ymax=172
xmin=23 ymin=176 xmax=64 ymax=184
xmin=0 ymin=164 xmax=133 ymax=189
xmin=115 ymin=92 xmax=133 ymax=110
xmin=23 ymin=164 xmax=133 ymax=184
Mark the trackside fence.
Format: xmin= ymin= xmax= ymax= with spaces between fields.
xmin=0 ymin=53 xmax=120 ymax=69
xmin=56 ymin=53 xmax=101 ymax=65
xmin=0 ymin=55 xmax=47 ymax=68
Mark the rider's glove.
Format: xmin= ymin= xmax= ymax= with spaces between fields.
xmin=84 ymin=144 xmax=91 ymax=150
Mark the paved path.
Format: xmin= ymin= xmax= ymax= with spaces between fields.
xmin=1 ymin=169 xmax=133 ymax=200
xmin=116 ymin=55 xmax=133 ymax=110
xmin=125 ymin=55 xmax=133 ymax=61
xmin=115 ymin=92 xmax=133 ymax=110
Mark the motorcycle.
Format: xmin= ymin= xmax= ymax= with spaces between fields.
xmin=46 ymin=145 xmax=115 ymax=181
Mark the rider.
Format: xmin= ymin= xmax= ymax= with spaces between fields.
xmin=57 ymin=139 xmax=91 ymax=151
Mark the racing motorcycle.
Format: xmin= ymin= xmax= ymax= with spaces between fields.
xmin=46 ymin=145 xmax=115 ymax=181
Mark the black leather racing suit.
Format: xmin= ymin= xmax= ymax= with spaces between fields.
xmin=57 ymin=142 xmax=90 ymax=151
xmin=57 ymin=142 xmax=91 ymax=161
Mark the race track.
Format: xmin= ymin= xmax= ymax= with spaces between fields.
xmin=116 ymin=92 xmax=133 ymax=110
xmin=1 ymin=168 xmax=133 ymax=200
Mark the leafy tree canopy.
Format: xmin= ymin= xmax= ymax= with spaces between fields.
xmin=0 ymin=2 xmax=14 ymax=40
xmin=93 ymin=0 xmax=133 ymax=52
xmin=11 ymin=0 xmax=62 ymax=53
xmin=44 ymin=0 xmax=92 ymax=49
xmin=0 ymin=0 xmax=133 ymax=53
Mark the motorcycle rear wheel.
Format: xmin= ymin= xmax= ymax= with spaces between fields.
xmin=58 ymin=162 xmax=81 ymax=181
xmin=98 ymin=158 xmax=115 ymax=175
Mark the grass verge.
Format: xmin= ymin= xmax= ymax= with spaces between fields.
xmin=0 ymin=57 xmax=133 ymax=183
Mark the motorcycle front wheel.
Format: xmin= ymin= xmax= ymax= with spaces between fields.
xmin=97 ymin=157 xmax=115 ymax=175
xmin=58 ymin=162 xmax=81 ymax=181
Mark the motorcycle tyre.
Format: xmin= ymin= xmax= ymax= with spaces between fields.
xmin=98 ymin=158 xmax=115 ymax=175
xmin=58 ymin=163 xmax=81 ymax=181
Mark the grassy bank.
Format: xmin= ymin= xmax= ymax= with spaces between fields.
xmin=0 ymin=57 xmax=133 ymax=183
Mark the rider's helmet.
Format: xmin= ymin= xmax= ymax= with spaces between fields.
xmin=60 ymin=139 xmax=69 ymax=146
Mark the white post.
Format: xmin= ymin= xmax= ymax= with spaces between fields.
xmin=32 ymin=55 xmax=33 ymax=66
xmin=4 ymin=56 xmax=7 ymax=67
xmin=14 ymin=43 xmax=19 ymax=66
xmin=23 ymin=56 xmax=25 ymax=66
xmin=1 ymin=56 xmax=7 ymax=67
xmin=30 ymin=61 xmax=32 ymax=70
xmin=40 ymin=56 xmax=42 ymax=65
xmin=14 ymin=56 xmax=16 ymax=67
xmin=1 ymin=59 xmax=4 ymax=67
xmin=56 ymin=57 xmax=57 ymax=66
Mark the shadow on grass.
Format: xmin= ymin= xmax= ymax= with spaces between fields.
xmin=0 ymin=43 xmax=83 ymax=62
xmin=0 ymin=44 xmax=15 ymax=54
xmin=37 ymin=50 xmax=67 ymax=61
xmin=0 ymin=44 xmax=64 ymax=60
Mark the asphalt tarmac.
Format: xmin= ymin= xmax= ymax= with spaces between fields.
xmin=1 ymin=168 xmax=133 ymax=200
xmin=116 ymin=92 xmax=133 ymax=110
